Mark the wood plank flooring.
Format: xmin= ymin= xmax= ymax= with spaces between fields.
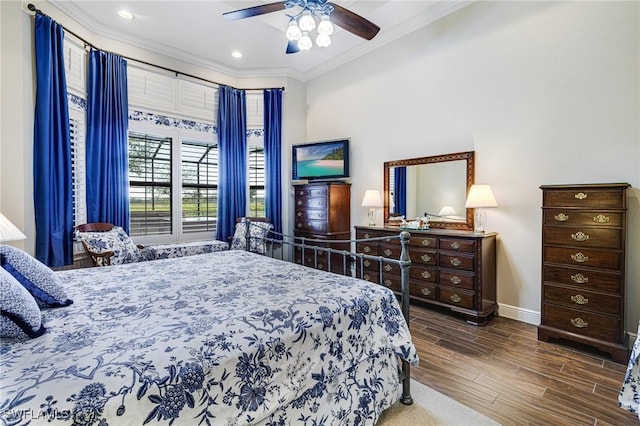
xmin=408 ymin=303 xmax=638 ymax=425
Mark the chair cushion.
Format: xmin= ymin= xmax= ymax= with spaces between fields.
xmin=0 ymin=266 xmax=46 ymax=339
xmin=76 ymin=226 xmax=145 ymax=265
xmin=230 ymin=221 xmax=273 ymax=254
xmin=0 ymin=245 xmax=73 ymax=308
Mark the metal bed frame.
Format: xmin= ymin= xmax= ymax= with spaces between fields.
xmin=241 ymin=219 xmax=414 ymax=405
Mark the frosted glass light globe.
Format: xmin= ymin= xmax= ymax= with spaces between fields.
xmin=299 ymin=10 xmax=316 ymax=31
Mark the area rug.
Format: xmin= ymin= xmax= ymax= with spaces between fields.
xmin=377 ymin=380 xmax=500 ymax=425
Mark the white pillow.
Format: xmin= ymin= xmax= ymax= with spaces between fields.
xmin=230 ymin=221 xmax=273 ymax=254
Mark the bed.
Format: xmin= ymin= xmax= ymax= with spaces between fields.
xmin=619 ymin=321 xmax=640 ymax=421
xmin=0 ymin=230 xmax=417 ymax=425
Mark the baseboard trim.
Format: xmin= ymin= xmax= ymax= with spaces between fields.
xmin=497 ymin=303 xmax=638 ymax=350
xmin=497 ymin=303 xmax=540 ymax=326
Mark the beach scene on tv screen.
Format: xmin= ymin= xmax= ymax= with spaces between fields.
xmin=297 ymin=143 xmax=345 ymax=177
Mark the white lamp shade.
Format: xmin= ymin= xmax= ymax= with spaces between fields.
xmin=465 ymin=185 xmax=498 ymax=208
xmin=0 ymin=213 xmax=26 ymax=242
xmin=438 ymin=206 xmax=457 ymax=216
xmin=361 ymin=190 xmax=383 ymax=207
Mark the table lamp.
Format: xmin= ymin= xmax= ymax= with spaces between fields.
xmin=0 ymin=213 xmax=26 ymax=243
xmin=362 ymin=190 xmax=383 ymax=226
xmin=464 ymin=185 xmax=497 ymax=233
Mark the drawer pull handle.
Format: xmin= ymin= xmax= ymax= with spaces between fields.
xmin=571 ymin=273 xmax=589 ymax=284
xmin=364 ymin=260 xmax=371 ymax=267
xmin=364 ymin=233 xmax=371 ymax=239
xmin=570 ymin=252 xmax=589 ymax=263
xmin=570 ymin=318 xmax=588 ymax=328
xmin=450 ymin=258 xmax=462 ymax=267
xmin=297 ymin=223 xmax=302 ymax=228
xmin=297 ymin=200 xmax=302 ymax=206
xmin=318 ymin=263 xmax=324 ymax=269
xmin=421 ymin=271 xmax=431 ymax=279
xmin=421 ymin=254 xmax=431 ymax=262
xmin=299 ymin=190 xmax=304 ymax=195
xmin=450 ymin=294 xmax=462 ymax=303
xmin=364 ymin=274 xmax=370 ymax=281
xmin=384 ymin=279 xmax=392 ymax=287
xmin=297 ymin=212 xmax=302 ymax=217
xmin=384 ymin=264 xmax=392 ymax=272
xmin=451 ymin=242 xmax=460 ymax=250
xmin=570 ymin=294 xmax=589 ymax=305
xmin=422 ymin=240 xmax=431 ymax=247
xmin=450 ymin=276 xmax=462 ymax=285
xmin=574 ymin=192 xmax=588 ymax=200
xmin=363 ymin=246 xmax=371 ymax=253
xmin=571 ymin=232 xmax=589 ymax=242
xmin=421 ymin=288 xmax=431 ymax=296
xmin=554 ymin=213 xmax=569 ymax=222
xmin=593 ymin=214 xmax=610 ymax=223
xmin=384 ymin=249 xmax=392 ymax=257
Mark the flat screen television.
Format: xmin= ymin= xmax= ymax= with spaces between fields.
xmin=292 ymin=139 xmax=350 ymax=181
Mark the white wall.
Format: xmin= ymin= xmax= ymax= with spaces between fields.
xmin=306 ymin=1 xmax=640 ymax=331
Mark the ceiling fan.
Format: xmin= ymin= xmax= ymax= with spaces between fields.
xmin=223 ymin=0 xmax=380 ymax=54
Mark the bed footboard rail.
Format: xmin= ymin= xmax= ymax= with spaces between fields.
xmin=241 ymin=220 xmax=414 ymax=405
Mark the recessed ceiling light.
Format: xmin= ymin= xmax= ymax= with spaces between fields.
xmin=231 ymin=51 xmax=242 ymax=59
xmin=117 ymin=10 xmax=134 ymax=20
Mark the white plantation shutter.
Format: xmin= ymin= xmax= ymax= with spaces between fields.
xmin=69 ymin=107 xmax=87 ymax=227
xmin=178 ymin=80 xmax=217 ymax=122
xmin=246 ymin=91 xmax=264 ymax=128
xmin=64 ymin=40 xmax=86 ymax=94
xmin=128 ymin=67 xmax=177 ymax=113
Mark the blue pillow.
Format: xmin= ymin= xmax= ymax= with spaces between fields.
xmin=0 ymin=266 xmax=45 ymax=339
xmin=0 ymin=245 xmax=73 ymax=308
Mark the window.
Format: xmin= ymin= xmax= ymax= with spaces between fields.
xmin=181 ymin=140 xmax=218 ymax=233
xmin=128 ymin=132 xmax=172 ymax=237
xmin=69 ymin=106 xmax=86 ymax=228
xmin=248 ymin=146 xmax=265 ymax=217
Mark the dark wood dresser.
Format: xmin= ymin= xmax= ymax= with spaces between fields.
xmin=294 ymin=182 xmax=351 ymax=274
xmin=538 ymin=183 xmax=630 ymax=363
xmin=354 ymin=226 xmax=497 ymax=325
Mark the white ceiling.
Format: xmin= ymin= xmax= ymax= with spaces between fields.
xmin=48 ymin=0 xmax=472 ymax=81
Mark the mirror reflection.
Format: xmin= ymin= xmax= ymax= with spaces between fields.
xmin=383 ymin=151 xmax=475 ymax=230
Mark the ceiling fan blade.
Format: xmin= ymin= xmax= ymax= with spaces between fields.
xmin=223 ymin=2 xmax=287 ymax=21
xmin=286 ymin=40 xmax=300 ymax=54
xmin=328 ymin=3 xmax=380 ymax=40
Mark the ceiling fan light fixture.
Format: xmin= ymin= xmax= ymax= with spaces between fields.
xmin=298 ymin=10 xmax=316 ymax=32
xmin=316 ymin=33 xmax=331 ymax=47
xmin=298 ymin=32 xmax=313 ymax=50
xmin=317 ymin=15 xmax=333 ymax=35
xmin=286 ymin=19 xmax=302 ymax=41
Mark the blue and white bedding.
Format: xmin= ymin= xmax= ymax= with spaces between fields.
xmin=0 ymin=250 xmax=418 ymax=425
xmin=619 ymin=321 xmax=640 ymax=421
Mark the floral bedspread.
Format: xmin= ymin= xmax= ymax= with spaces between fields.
xmin=0 ymin=250 xmax=417 ymax=425
xmin=619 ymin=321 xmax=640 ymax=420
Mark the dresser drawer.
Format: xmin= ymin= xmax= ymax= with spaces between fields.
xmin=543 ymin=246 xmax=622 ymax=270
xmin=439 ymin=253 xmax=475 ymax=271
xmin=440 ymin=238 xmax=475 ymax=253
xmin=296 ymin=220 xmax=328 ymax=233
xmin=295 ymin=186 xmax=327 ymax=198
xmin=543 ymin=188 xmax=626 ymax=208
xmin=543 ymin=226 xmax=622 ymax=249
xmin=296 ymin=197 xmax=327 ymax=209
xmin=362 ymin=271 xmax=401 ymax=293
xmin=543 ymin=265 xmax=621 ymax=294
xmin=410 ymin=280 xmax=437 ymax=301
xmin=542 ymin=304 xmax=621 ymax=342
xmin=543 ymin=210 xmax=623 ymax=227
xmin=543 ymin=284 xmax=621 ymax=316
xmin=379 ymin=262 xmax=437 ymax=282
xmin=357 ymin=242 xmax=377 ymax=255
xmin=409 ymin=235 xmax=437 ymax=249
xmin=439 ymin=287 xmax=475 ymax=309
xmin=295 ymin=209 xmax=327 ymax=221
xmin=439 ymin=270 xmax=474 ymax=290
xmin=410 ymin=248 xmax=437 ymax=266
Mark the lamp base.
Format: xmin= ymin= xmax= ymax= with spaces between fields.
xmin=474 ymin=208 xmax=487 ymax=233
xmin=368 ymin=208 xmax=376 ymax=227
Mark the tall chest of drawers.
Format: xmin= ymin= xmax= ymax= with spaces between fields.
xmin=538 ymin=183 xmax=630 ymax=363
xmin=294 ymin=182 xmax=351 ymax=274
xmin=354 ymin=226 xmax=497 ymax=325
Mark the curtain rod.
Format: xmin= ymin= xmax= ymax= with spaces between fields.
xmin=26 ymin=3 xmax=285 ymax=93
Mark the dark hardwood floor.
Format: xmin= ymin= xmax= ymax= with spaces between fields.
xmin=408 ymin=303 xmax=638 ymax=425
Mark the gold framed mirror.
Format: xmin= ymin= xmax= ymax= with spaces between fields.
xmin=383 ymin=151 xmax=475 ymax=230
